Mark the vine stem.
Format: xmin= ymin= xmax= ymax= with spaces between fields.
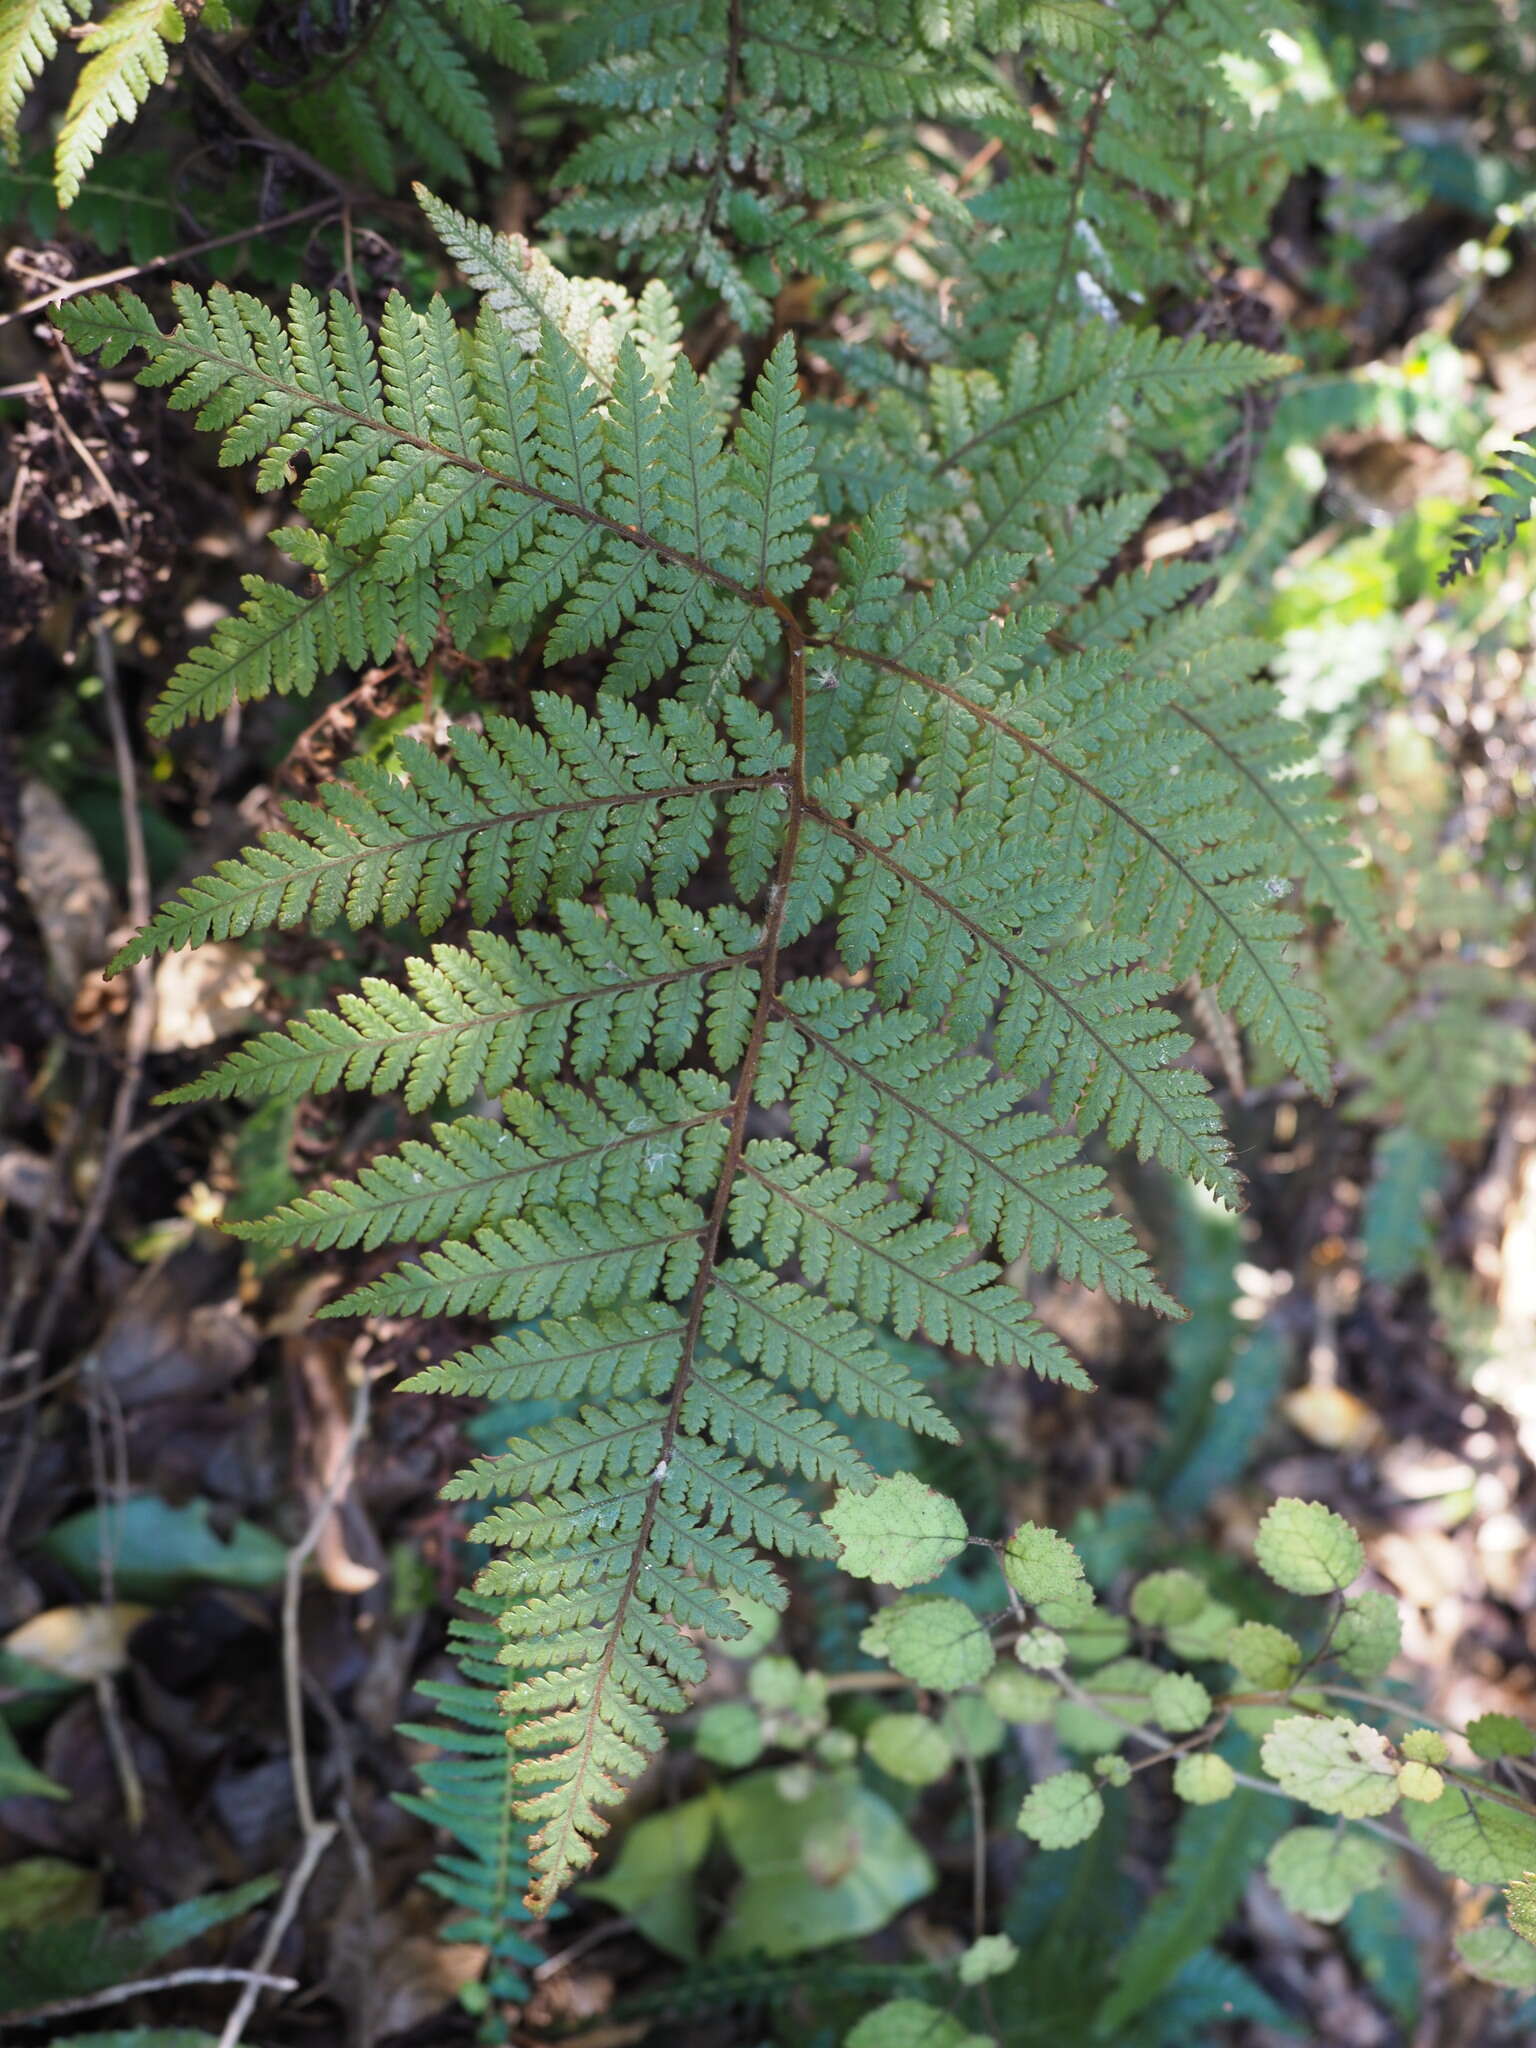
xmin=960 ymin=1747 xmax=989 ymax=1940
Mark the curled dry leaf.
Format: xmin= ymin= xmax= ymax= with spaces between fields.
xmin=2 ymin=1604 xmax=152 ymax=1682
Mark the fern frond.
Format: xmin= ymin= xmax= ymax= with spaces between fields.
xmin=1171 ymin=654 xmax=1380 ymax=954
xmin=766 ymin=973 xmax=1237 ymax=1218
xmin=395 ymin=1599 xmax=538 ymax=2002
xmin=333 ymin=1195 xmax=705 ymax=1321
xmin=164 ymin=898 xmax=763 ymax=1110
xmin=416 ymin=183 xmax=673 ymax=390
xmin=0 ymin=0 xmax=87 ymax=164
xmin=817 ymin=633 xmax=1332 ymax=1093
xmin=144 ymin=545 xmax=395 ymax=740
xmin=546 ymin=0 xmax=1008 ymax=330
xmin=114 ymin=693 xmax=786 ymax=965
xmin=1440 ymin=429 xmax=1536 ymax=584
xmin=63 ymin=199 xmax=1353 ymax=1911
xmin=234 ymin=1070 xmax=731 ymax=1252
xmin=55 ymin=0 xmax=181 ymax=206
xmin=734 ymin=1141 xmax=1106 ymax=1372
xmin=270 ymin=0 xmax=540 ymax=192
xmin=59 ymin=281 xmax=802 ymax=731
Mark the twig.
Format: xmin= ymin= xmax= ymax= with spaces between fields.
xmin=822 ymin=1669 xmax=913 ymax=1695
xmin=0 ymin=197 xmax=340 ymax=334
xmin=533 ymin=1915 xmax=636 ymax=1982
xmin=87 ymin=1370 xmax=144 ymax=1830
xmin=209 ymin=1357 xmax=373 ymax=2044
xmin=283 ymin=1358 xmax=374 ymax=1835
xmin=184 ymin=46 xmax=353 ymax=201
xmin=36 ymin=374 xmax=129 ymax=536
xmin=0 ymin=620 xmax=155 ymax=1534
xmin=14 ymin=1967 xmax=299 ymax=2026
xmin=215 ymin=1820 xmax=338 ymax=2048
xmin=82 ymin=627 xmax=153 ymax=1833
xmin=959 ymin=1748 xmax=988 ymax=1940
xmin=11 ymin=622 xmax=156 ymax=1377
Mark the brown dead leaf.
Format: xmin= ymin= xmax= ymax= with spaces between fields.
xmin=88 ymin=1237 xmax=259 ymax=1405
xmin=16 ymin=778 xmax=112 ymax=998
xmin=524 ymin=1968 xmax=620 ymax=2035
xmin=1282 ymin=1382 xmax=1381 ymax=1452
xmin=151 ymin=942 xmax=264 ymax=1052
xmin=370 ymin=1933 xmax=490 ymax=2037
xmin=289 ymin=1336 xmax=382 ymax=1595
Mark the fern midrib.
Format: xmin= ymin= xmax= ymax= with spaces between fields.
xmin=519 ymin=614 xmax=808 ymax=1912
xmin=702 ymin=0 xmax=745 ymax=236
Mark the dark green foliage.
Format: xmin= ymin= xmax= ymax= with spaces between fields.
xmin=0 ymin=0 xmax=537 ymax=225
xmin=1094 ymin=1774 xmax=1290 ymax=2030
xmin=395 ymin=1598 xmax=540 ymax=2004
xmin=0 ymin=1876 xmax=278 ymax=2019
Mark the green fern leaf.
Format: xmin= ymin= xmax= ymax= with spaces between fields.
xmin=0 ymin=0 xmax=88 ymax=164
xmin=55 ymin=0 xmax=182 ymax=207
xmin=162 ymin=899 xmax=763 ymax=1110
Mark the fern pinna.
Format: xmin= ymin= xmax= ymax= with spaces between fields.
xmin=59 ymin=191 xmax=1353 ymax=1910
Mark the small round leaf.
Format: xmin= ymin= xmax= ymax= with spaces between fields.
xmin=958 ymin=1932 xmax=1018 ymax=1986
xmin=1017 ymin=1770 xmax=1104 ymax=1849
xmin=866 ymin=1713 xmax=954 ymax=1787
xmin=1129 ymin=1569 xmax=1207 ymax=1628
xmin=1266 ymin=1825 xmax=1390 ymax=1923
xmin=1397 ymin=1760 xmax=1444 ymax=1803
xmin=695 ymin=1701 xmax=763 ymax=1769
xmin=1254 ymin=1499 xmax=1364 ymax=1596
xmin=1469 ymin=1714 xmax=1534 ymax=1761
xmin=1173 ymin=1754 xmax=1235 ymax=1805
xmin=1260 ymin=1714 xmax=1400 ymax=1818
xmin=1332 ymin=1590 xmax=1401 ymax=1681
xmin=1226 ymin=1621 xmax=1302 ymax=1691
xmin=1003 ymin=1522 xmax=1089 ymax=1610
xmin=884 ymin=1596 xmax=995 ymax=1691
xmin=846 ymin=2000 xmax=989 ymax=2048
xmin=942 ymin=1693 xmax=1005 ymax=1759
xmin=1149 ymin=1671 xmax=1211 ymax=1734
xmin=824 ymin=1475 xmax=966 ymax=1588
xmin=984 ymin=1665 xmax=1058 ymax=1725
